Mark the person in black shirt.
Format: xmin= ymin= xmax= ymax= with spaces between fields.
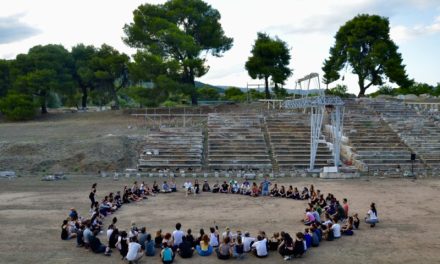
xmin=185 ymin=229 xmax=195 ymax=247
xmin=89 ymin=230 xmax=111 ymax=256
xmin=177 ymin=236 xmax=194 ymax=258
xmin=89 ymin=189 xmax=96 ymax=210
xmin=202 ymin=180 xmax=210 ymax=192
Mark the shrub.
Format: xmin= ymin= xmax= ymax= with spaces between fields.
xmin=0 ymin=93 xmax=37 ymax=121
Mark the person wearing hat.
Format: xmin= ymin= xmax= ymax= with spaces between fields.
xmin=222 ymin=227 xmax=233 ymax=241
xmin=202 ymin=180 xmax=211 ymax=192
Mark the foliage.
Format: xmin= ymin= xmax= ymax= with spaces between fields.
xmin=197 ymin=86 xmax=220 ymax=100
xmin=224 ymin=87 xmax=246 ymax=102
xmin=0 ymin=60 xmax=11 ymax=97
xmin=325 ymin=84 xmax=351 ymax=98
xmin=248 ymin=89 xmax=265 ymax=100
xmin=123 ymin=0 xmax=233 ymax=104
xmin=12 ymin=44 xmax=76 ymax=113
xmin=245 ymin=32 xmax=292 ymax=99
xmin=272 ymin=86 xmax=289 ymax=99
xmin=322 ymin=14 xmax=413 ymax=97
xmin=0 ymin=93 xmax=37 ymax=121
xmin=370 ymin=82 xmax=439 ymax=97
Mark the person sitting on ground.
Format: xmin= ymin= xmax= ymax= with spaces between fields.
xmin=270 ymin=183 xmax=280 ymax=197
xmin=342 ymin=216 xmax=354 ymax=235
xmin=325 ymin=223 xmax=335 ymax=241
xmin=196 ymin=234 xmax=213 ymax=256
xmin=172 ymin=223 xmax=184 ymax=250
xmin=196 ymin=229 xmax=205 ymax=246
xmin=162 ymin=233 xmax=173 ymax=248
xmin=186 ymin=229 xmax=195 ymax=247
xmin=334 ymin=200 xmax=346 ymax=221
xmin=170 ymin=179 xmax=177 ymax=192
xmin=177 ymin=236 xmax=194 ymax=258
xmin=286 ymin=186 xmax=294 ymax=199
xmin=202 ymin=180 xmax=211 ymax=192
xmin=145 ymin=234 xmax=155 ymax=256
xmin=292 ymin=232 xmax=305 ymax=258
xmin=126 ymin=236 xmax=143 ymax=264
xmin=222 ymin=227 xmax=233 ymax=241
xmin=279 ymin=185 xmax=286 ymax=198
xmin=310 ymin=226 xmax=320 ymax=247
xmin=89 ymin=230 xmax=111 ymax=256
xmin=251 ymin=182 xmax=259 ymax=197
xmin=61 ymin=219 xmax=77 ymax=240
xmin=269 ymin=232 xmax=281 ymax=251
xmin=251 ymin=235 xmax=268 ymax=258
xmin=300 ymin=187 xmax=310 ymax=200
xmin=353 ymin=213 xmax=360 ymax=229
xmin=304 ymin=228 xmax=312 ymax=249
xmin=233 ymin=235 xmax=244 ymax=259
xmin=154 ymin=230 xmax=164 ymax=248
xmin=230 ymin=180 xmax=240 ymax=194
xmin=220 ymin=181 xmax=229 ymax=193
xmin=212 ymin=180 xmax=220 ymax=193
xmin=152 ymin=181 xmax=160 ymax=193
xmin=242 ymin=232 xmax=256 ymax=253
xmin=184 ymin=180 xmax=193 ymax=196
xmin=241 ymin=180 xmax=251 ymax=195
xmin=109 ymin=228 xmax=119 ymax=249
xmin=332 ymin=217 xmax=342 ymax=239
xmin=312 ymin=207 xmax=321 ymax=223
xmin=303 ymin=208 xmax=316 ymax=225
xmin=116 ymin=231 xmax=129 ymax=259
xmin=293 ymin=187 xmax=301 ymax=199
xmin=129 ymin=222 xmax=139 ymax=238
xmin=161 ymin=181 xmax=172 ymax=193
xmin=209 ymin=226 xmax=220 ymax=247
xmin=365 ymin=202 xmax=379 ymax=227
xmin=75 ymin=222 xmax=84 ymax=247
xmin=83 ymin=221 xmax=93 ymax=248
xmin=161 ymin=243 xmax=175 ymax=264
xmin=194 ymin=179 xmax=200 ymax=194
xmin=138 ymin=227 xmax=148 ymax=250
xmin=278 ymin=232 xmax=294 ymax=260
xmin=216 ymin=236 xmax=232 ymax=260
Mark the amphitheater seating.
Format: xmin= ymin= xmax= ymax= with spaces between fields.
xmin=138 ymin=128 xmax=203 ymax=172
xmin=207 ymin=114 xmax=272 ymax=171
xmin=363 ymin=99 xmax=440 ymax=170
xmin=342 ymin=100 xmax=422 ymax=173
xmin=266 ymin=113 xmax=334 ymax=170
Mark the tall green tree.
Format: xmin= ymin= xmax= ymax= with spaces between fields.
xmin=71 ymin=44 xmax=99 ymax=109
xmin=123 ymin=0 xmax=233 ymax=105
xmin=322 ymin=14 xmax=413 ymax=97
xmin=12 ymin=44 xmax=75 ymax=113
xmin=0 ymin=59 xmax=11 ymax=97
xmin=245 ymin=32 xmax=292 ymax=99
xmin=90 ymin=44 xmax=130 ymax=109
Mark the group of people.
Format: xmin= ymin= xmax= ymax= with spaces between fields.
xmin=60 ymin=178 xmax=378 ymax=263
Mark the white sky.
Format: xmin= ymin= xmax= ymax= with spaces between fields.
xmin=1 ymin=0 xmax=439 ymax=94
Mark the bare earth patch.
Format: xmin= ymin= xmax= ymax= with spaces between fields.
xmin=0 ymin=176 xmax=439 ymax=264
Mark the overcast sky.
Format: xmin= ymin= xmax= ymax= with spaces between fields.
xmin=1 ymin=0 xmax=439 ymax=94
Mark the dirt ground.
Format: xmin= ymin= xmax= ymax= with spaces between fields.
xmin=0 ymin=176 xmax=439 ymax=264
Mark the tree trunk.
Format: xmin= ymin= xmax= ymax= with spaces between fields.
xmin=183 ymin=69 xmax=198 ymax=105
xmin=357 ymin=76 xmax=366 ymax=97
xmin=81 ymin=87 xmax=88 ymax=109
xmin=40 ymin=91 xmax=48 ymax=114
xmin=264 ymin=76 xmax=270 ymax=99
xmin=111 ymin=87 xmax=119 ymax=110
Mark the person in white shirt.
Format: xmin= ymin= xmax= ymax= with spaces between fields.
xmin=106 ymin=224 xmax=114 ymax=240
xmin=209 ymin=227 xmax=219 ymax=247
xmin=126 ymin=237 xmax=143 ymax=263
xmin=172 ymin=223 xmax=185 ymax=249
xmin=222 ymin=227 xmax=233 ymax=240
xmin=184 ymin=181 xmax=193 ymax=196
xmin=331 ymin=217 xmax=341 ymax=238
xmin=242 ymin=232 xmax=256 ymax=252
xmin=251 ymin=235 xmax=268 ymax=258
xmin=365 ymin=202 xmax=379 ymax=227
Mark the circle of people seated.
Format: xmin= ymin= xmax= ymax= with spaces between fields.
xmin=61 ymin=179 xmax=379 ymax=263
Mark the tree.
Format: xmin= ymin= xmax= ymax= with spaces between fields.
xmin=245 ymin=32 xmax=292 ymax=99
xmin=322 ymin=14 xmax=413 ymax=97
xmin=12 ymin=44 xmax=75 ymax=113
xmin=0 ymin=60 xmax=11 ymax=97
xmin=71 ymin=44 xmax=99 ymax=109
xmin=197 ymin=86 xmax=220 ymax=100
xmin=90 ymin=44 xmax=130 ymax=109
xmin=224 ymin=87 xmax=245 ymax=102
xmin=325 ymin=84 xmax=351 ymax=98
xmin=123 ymin=0 xmax=233 ymax=105
xmin=0 ymin=93 xmax=37 ymax=121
